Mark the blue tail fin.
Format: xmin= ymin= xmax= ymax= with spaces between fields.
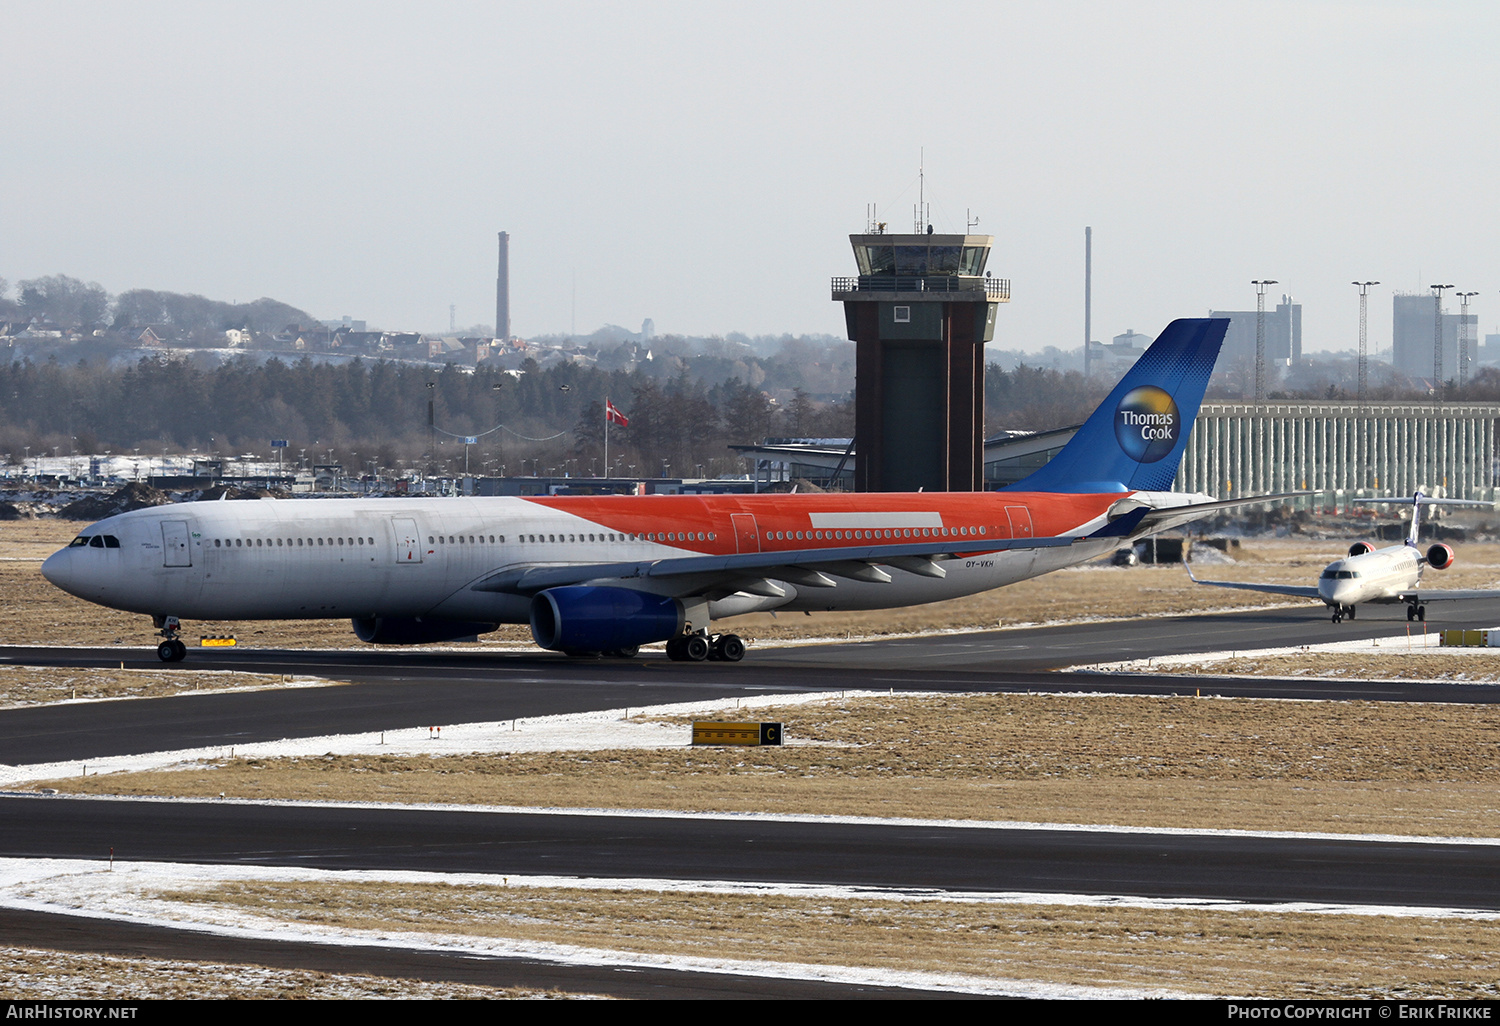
xmin=1006 ymin=318 xmax=1226 ymax=494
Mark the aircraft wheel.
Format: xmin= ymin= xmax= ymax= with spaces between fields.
xmin=1418 ymin=605 xmax=1427 ymax=621
xmin=683 ymin=634 xmax=710 ymax=662
xmin=1331 ymin=610 xmax=1342 ymax=624
xmin=157 ymin=640 xmax=186 ymax=662
xmin=607 ymin=646 xmax=639 ymax=659
xmin=1407 ymin=606 xmax=1417 ymax=622
xmin=714 ymin=634 xmax=746 ymax=662
xmin=1346 ymin=605 xmax=1356 ymax=620
xmin=665 ymin=637 xmax=685 ymax=661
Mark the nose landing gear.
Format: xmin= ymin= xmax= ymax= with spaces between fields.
xmin=1406 ymin=603 xmax=1427 ymax=622
xmin=153 ymin=615 xmax=187 ymax=662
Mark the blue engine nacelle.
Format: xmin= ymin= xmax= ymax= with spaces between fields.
xmin=352 ymin=617 xmax=497 ymax=645
xmin=530 ymin=586 xmax=684 ymax=652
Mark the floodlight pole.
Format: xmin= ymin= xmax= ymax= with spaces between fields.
xmin=1457 ymin=291 xmax=1479 ymax=389
xmin=1431 ymin=284 xmax=1454 ymax=400
xmin=1252 ymin=280 xmax=1277 ymax=402
xmin=1352 ymin=281 xmax=1379 ymax=404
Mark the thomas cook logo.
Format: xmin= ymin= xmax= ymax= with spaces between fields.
xmin=1114 ymin=386 xmax=1179 ymax=463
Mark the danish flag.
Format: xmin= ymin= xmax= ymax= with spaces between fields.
xmin=605 ymin=399 xmax=629 ymax=428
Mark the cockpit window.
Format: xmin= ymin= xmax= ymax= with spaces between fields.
xmin=69 ymin=536 xmax=90 ymax=547
xmin=89 ymin=536 xmax=104 ymax=548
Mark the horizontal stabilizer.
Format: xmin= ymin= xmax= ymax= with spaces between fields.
xmin=1134 ymin=491 xmax=1310 ymax=536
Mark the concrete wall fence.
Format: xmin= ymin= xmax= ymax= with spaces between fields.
xmin=1174 ymin=402 xmax=1500 ymax=504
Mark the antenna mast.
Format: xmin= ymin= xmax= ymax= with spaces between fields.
xmin=913 ymin=150 xmax=928 ymax=233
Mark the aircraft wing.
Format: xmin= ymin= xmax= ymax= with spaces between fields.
xmin=1183 ymin=562 xmax=1320 ymax=599
xmin=471 ymin=534 xmax=1082 ymax=599
xmin=1393 ymin=588 xmax=1500 ymax=603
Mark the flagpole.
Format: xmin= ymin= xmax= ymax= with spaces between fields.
xmin=604 ymin=397 xmax=609 ymax=478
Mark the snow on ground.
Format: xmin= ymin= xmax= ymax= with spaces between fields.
xmin=0 ymin=857 xmax=1205 ymax=999
xmin=4 ymin=855 xmax=1496 ymax=1000
xmin=0 ymin=691 xmax=847 ymax=789
xmin=1074 ymin=628 xmax=1476 ymax=673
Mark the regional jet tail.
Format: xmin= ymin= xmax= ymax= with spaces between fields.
xmin=1187 ymin=491 xmax=1500 ymax=623
xmin=43 ymin=316 xmax=1295 ymax=663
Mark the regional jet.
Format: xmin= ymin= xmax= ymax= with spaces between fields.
xmin=1187 ymin=491 xmax=1500 ymax=623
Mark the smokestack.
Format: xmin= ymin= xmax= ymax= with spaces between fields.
xmin=495 ymin=231 xmax=510 ymax=341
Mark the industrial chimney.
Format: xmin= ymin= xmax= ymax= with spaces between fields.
xmin=495 ymin=231 xmax=511 ymax=341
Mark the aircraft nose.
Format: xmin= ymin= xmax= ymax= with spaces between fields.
xmin=41 ymin=549 xmax=80 ymax=595
xmin=1320 ymin=581 xmax=1356 ymax=605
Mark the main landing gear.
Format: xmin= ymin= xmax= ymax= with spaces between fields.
xmin=1407 ymin=603 xmax=1427 ymax=622
xmin=153 ymin=615 xmax=187 ymax=662
xmin=1331 ymin=605 xmax=1357 ymax=624
xmin=665 ymin=631 xmax=746 ymax=663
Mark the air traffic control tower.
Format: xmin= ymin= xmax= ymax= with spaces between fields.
xmin=833 ymin=231 xmax=1009 ymax=491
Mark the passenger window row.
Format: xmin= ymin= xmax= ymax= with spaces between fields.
xmin=213 ymin=537 xmax=376 ymax=548
xmin=426 ymin=532 xmax=715 ymax=545
xmin=766 ymin=526 xmax=985 ymax=542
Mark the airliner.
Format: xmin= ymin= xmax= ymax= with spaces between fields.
xmin=42 ymin=317 xmax=1279 ymax=663
xmin=1187 ymin=492 xmax=1500 ymax=623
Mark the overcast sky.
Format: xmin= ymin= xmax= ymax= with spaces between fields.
xmin=4 ymin=1 xmax=1497 ymax=353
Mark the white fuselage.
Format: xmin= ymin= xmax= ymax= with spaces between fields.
xmin=39 ymin=491 xmax=1168 ymax=632
xmin=1316 ymin=544 xmax=1423 ymax=608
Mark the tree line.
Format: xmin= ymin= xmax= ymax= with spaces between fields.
xmin=0 ymin=352 xmax=1154 ymax=483
xmin=0 ymin=274 xmax=314 ymax=337
xmin=0 ymin=355 xmax=856 ymax=479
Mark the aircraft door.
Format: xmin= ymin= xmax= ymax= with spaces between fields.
xmin=392 ymin=517 xmax=422 ymax=563
xmin=161 ymin=521 xmax=192 ymax=567
xmin=1005 ymin=507 xmax=1034 ymax=539
xmin=730 ymin=513 xmax=761 ymax=554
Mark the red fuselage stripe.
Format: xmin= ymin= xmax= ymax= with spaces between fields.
xmin=522 ymin=492 xmax=1122 ymax=553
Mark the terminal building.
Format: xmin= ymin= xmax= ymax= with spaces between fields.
xmin=990 ymin=401 xmax=1500 ymax=504
xmin=1174 ymin=401 xmax=1500 ymax=503
xmin=736 ymin=402 xmax=1500 ymax=504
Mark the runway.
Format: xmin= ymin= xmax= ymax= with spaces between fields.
xmin=4 ymin=600 xmax=1500 ymax=996
xmin=4 ymin=602 xmax=1499 ymax=768
xmin=5 ymin=795 xmax=1499 ymax=911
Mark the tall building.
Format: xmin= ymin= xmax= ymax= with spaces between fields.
xmin=1392 ymin=292 xmax=1476 ymax=383
xmin=1207 ymin=297 xmax=1301 ymax=366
